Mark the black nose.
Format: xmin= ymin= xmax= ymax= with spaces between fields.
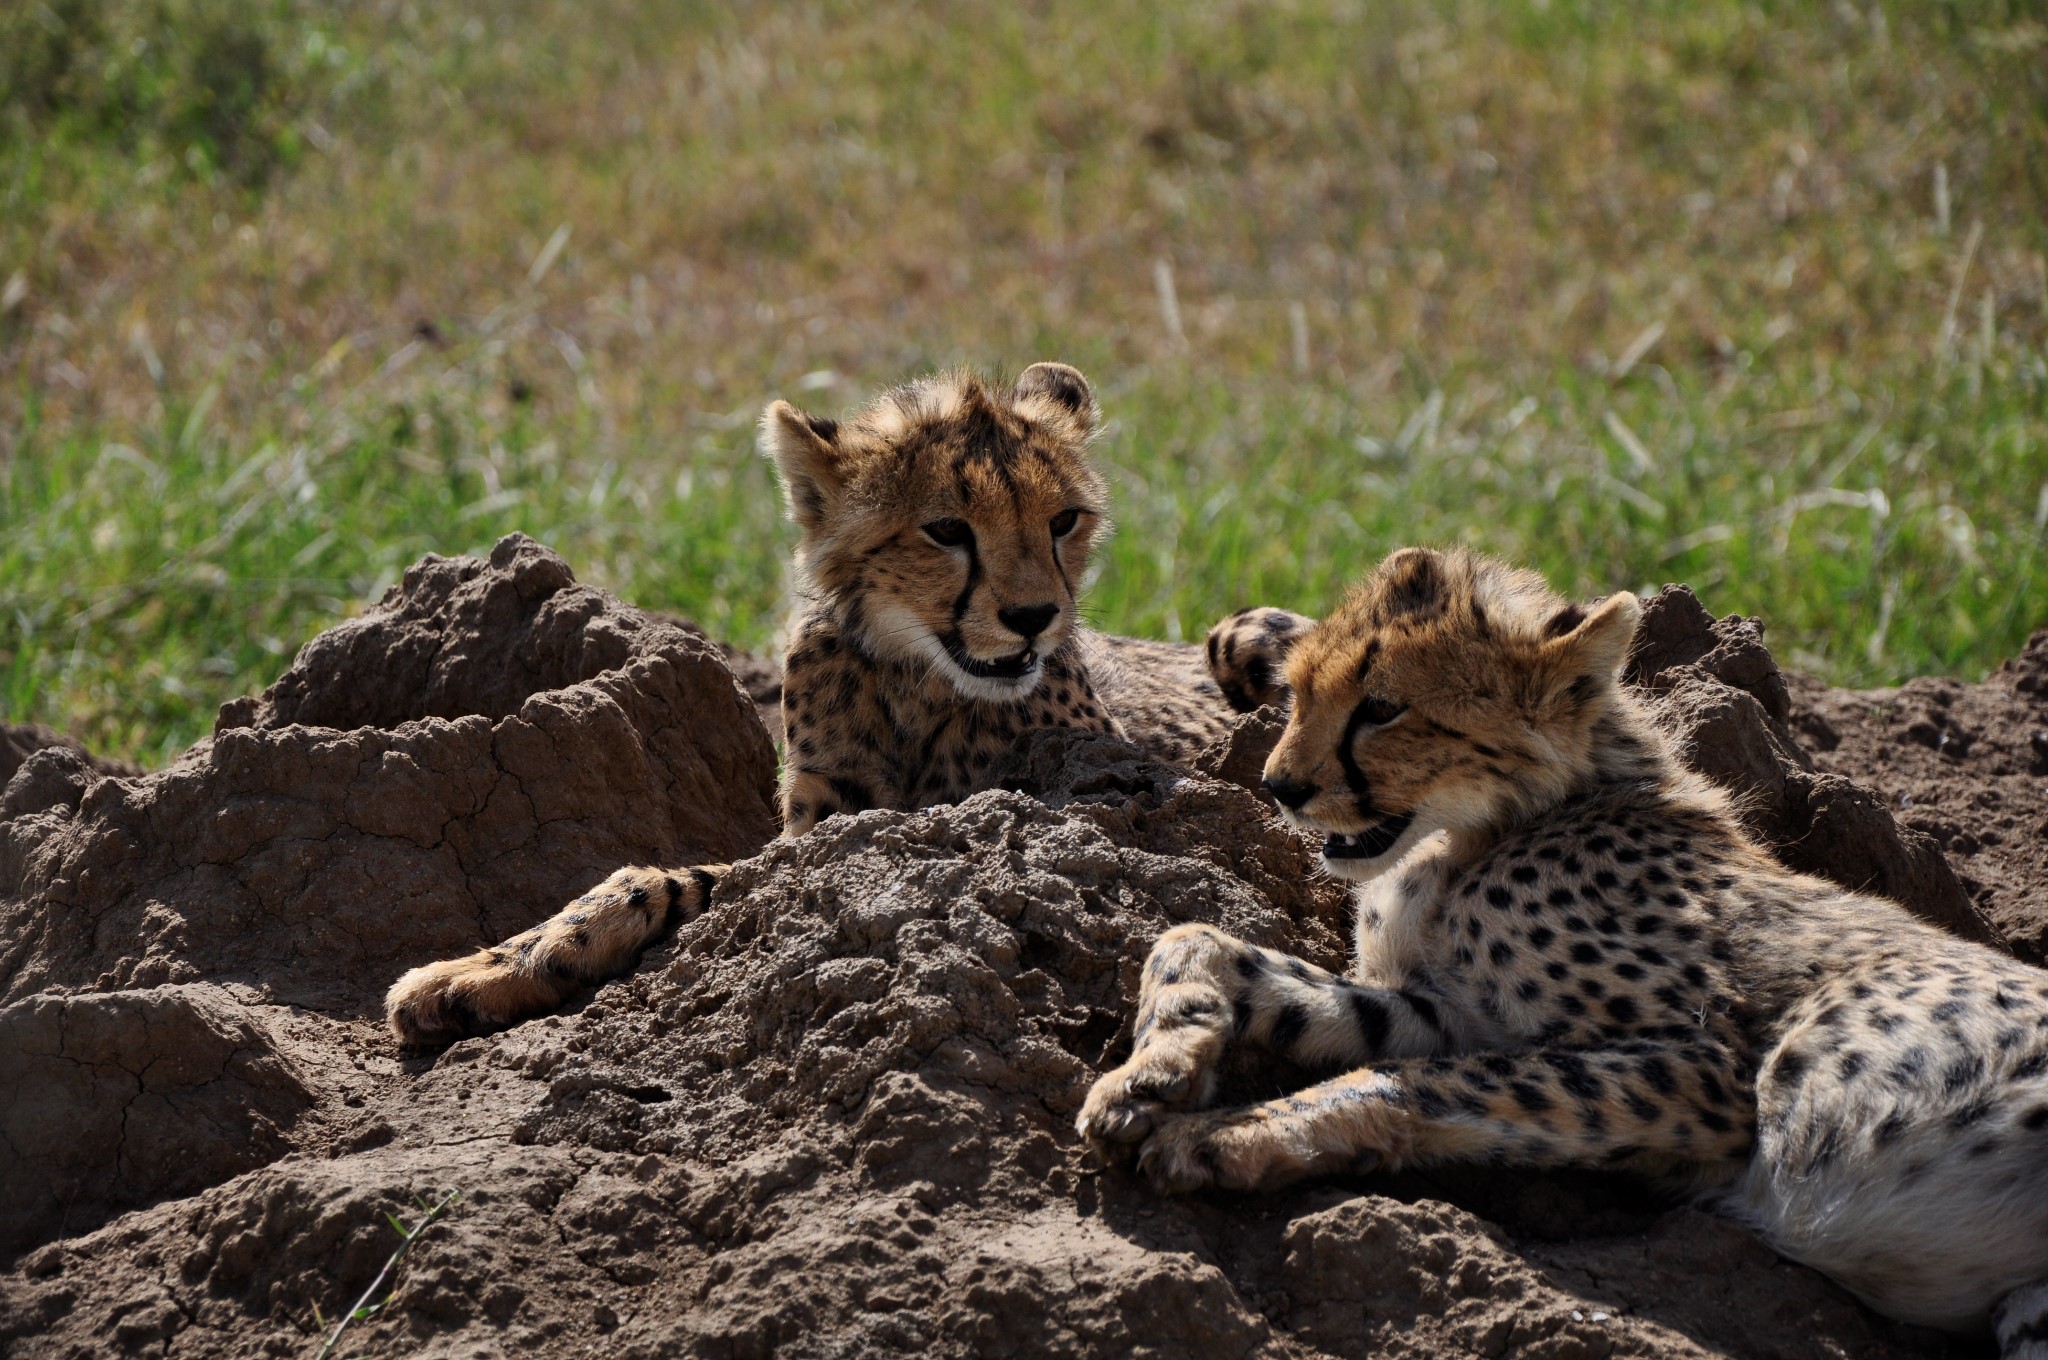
xmin=998 ymin=602 xmax=1059 ymax=641
xmin=1263 ymin=775 xmax=1314 ymax=810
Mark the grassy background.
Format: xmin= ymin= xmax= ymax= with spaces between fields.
xmin=3 ymin=0 xmax=2045 ymax=765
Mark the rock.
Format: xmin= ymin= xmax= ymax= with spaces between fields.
xmin=1785 ymin=629 xmax=2048 ymax=962
xmin=0 ymin=985 xmax=312 ymax=1255
xmin=1629 ymin=586 xmax=1995 ymax=948
xmin=1191 ymin=706 xmax=1288 ymax=795
xmin=0 ymin=723 xmax=138 ymax=791
xmin=716 ymin=643 xmax=785 ymax=737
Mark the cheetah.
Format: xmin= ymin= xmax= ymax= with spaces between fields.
xmin=385 ymin=363 xmax=1238 ymax=1046
xmin=1079 ymin=546 xmax=2048 ymax=1345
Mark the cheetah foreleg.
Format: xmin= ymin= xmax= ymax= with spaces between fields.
xmin=384 ymin=864 xmax=724 ymax=1046
xmin=1076 ymin=924 xmax=1448 ymax=1149
xmin=1136 ymin=1038 xmax=1755 ymax=1193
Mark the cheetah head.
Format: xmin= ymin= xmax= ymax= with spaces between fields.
xmin=1262 ymin=547 xmax=1643 ymax=881
xmin=761 ymin=363 xmax=1109 ymax=702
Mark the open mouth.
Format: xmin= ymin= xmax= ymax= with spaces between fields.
xmin=941 ymin=633 xmax=1040 ymax=683
xmin=1321 ymin=811 xmax=1415 ymax=861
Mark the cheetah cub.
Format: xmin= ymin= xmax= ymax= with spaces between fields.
xmin=386 ymin=363 xmax=1239 ymax=1046
xmin=1079 ymin=546 xmax=2048 ymax=1345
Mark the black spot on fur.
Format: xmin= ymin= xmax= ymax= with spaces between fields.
xmin=1270 ymin=1003 xmax=1309 ymax=1052
xmin=1943 ymin=1056 xmax=1985 ymax=1094
xmin=1401 ymin=991 xmax=1441 ymax=1031
xmin=1641 ymin=1056 xmax=1678 ymax=1095
xmin=1350 ymin=991 xmax=1391 ymax=1050
xmin=1949 ymin=1099 xmax=1993 ymax=1129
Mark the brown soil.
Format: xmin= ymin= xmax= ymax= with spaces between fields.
xmin=0 ymin=541 xmax=2026 ymax=1359
xmin=1787 ymin=634 xmax=2048 ymax=963
xmin=1 ymin=723 xmax=141 ymax=787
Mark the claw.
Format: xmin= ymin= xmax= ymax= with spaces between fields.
xmin=1129 ymin=1071 xmax=1190 ymax=1103
xmin=1077 ymin=1093 xmax=1161 ymax=1146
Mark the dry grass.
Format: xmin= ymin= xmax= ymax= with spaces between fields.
xmin=3 ymin=0 xmax=2046 ymax=762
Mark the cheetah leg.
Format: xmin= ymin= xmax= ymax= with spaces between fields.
xmin=1135 ymin=1039 xmax=1755 ymax=1193
xmin=385 ymin=864 xmax=725 ymax=1046
xmin=1996 ymin=1280 xmax=2048 ymax=1359
xmin=1204 ymin=607 xmax=1316 ymax=713
xmin=1075 ymin=924 xmax=1449 ymax=1148
xmin=781 ymin=766 xmax=894 ymax=837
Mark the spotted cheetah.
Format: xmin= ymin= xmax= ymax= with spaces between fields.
xmin=385 ymin=363 xmax=1238 ymax=1046
xmin=1079 ymin=546 xmax=2048 ymax=1345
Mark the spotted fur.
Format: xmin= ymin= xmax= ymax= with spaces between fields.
xmin=386 ymin=364 xmax=1237 ymax=1046
xmin=1205 ymin=605 xmax=1314 ymax=713
xmin=1080 ymin=546 xmax=2048 ymax=1341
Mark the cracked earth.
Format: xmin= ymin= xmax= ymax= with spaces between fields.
xmin=2 ymin=533 xmax=2040 ymax=1358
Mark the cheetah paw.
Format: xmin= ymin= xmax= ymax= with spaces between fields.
xmin=1206 ymin=607 xmax=1316 ymax=713
xmin=385 ymin=952 xmax=545 ymax=1048
xmin=1135 ymin=1109 xmax=1310 ymax=1194
xmin=1075 ymin=1045 xmax=1218 ymax=1148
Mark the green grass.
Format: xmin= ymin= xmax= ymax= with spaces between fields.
xmin=3 ymin=0 xmax=2046 ymax=764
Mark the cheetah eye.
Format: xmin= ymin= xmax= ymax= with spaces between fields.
xmin=922 ymin=518 xmax=973 ymax=548
xmin=1049 ymin=508 xmax=1082 ymax=538
xmin=1356 ymin=696 xmax=1405 ymax=726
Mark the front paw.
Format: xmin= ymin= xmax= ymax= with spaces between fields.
xmin=385 ymin=952 xmax=538 ymax=1047
xmin=1076 ymin=1075 xmax=1166 ymax=1148
xmin=1206 ymin=607 xmax=1315 ymax=713
xmin=1075 ymin=1041 xmax=1220 ymax=1148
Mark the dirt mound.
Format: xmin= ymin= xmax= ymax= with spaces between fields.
xmin=1788 ymin=630 xmax=2048 ymax=962
xmin=0 ymin=985 xmax=313 ymax=1257
xmin=1628 ymin=587 xmax=1995 ymax=946
xmin=0 ymin=533 xmax=778 ymax=1016
xmin=0 ymin=723 xmax=140 ymax=788
xmin=0 ymin=558 xmax=2006 ymax=1358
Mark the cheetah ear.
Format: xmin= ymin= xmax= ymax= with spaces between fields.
xmin=1014 ymin=362 xmax=1098 ymax=436
xmin=1536 ymin=591 xmax=1641 ymax=701
xmin=1375 ymin=547 xmax=1448 ymax=624
xmin=760 ymin=399 xmax=845 ymax=535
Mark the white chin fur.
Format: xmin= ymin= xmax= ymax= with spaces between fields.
xmin=942 ymin=659 xmax=1045 ymax=703
xmin=863 ymin=600 xmax=1044 ymax=703
xmin=1316 ymin=816 xmax=1439 ymax=883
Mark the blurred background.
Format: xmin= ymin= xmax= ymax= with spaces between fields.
xmin=2 ymin=0 xmax=2044 ymax=765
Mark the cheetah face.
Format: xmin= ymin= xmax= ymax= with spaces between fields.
xmin=761 ymin=363 xmax=1110 ymax=703
xmin=1261 ymin=547 xmax=1642 ymax=881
